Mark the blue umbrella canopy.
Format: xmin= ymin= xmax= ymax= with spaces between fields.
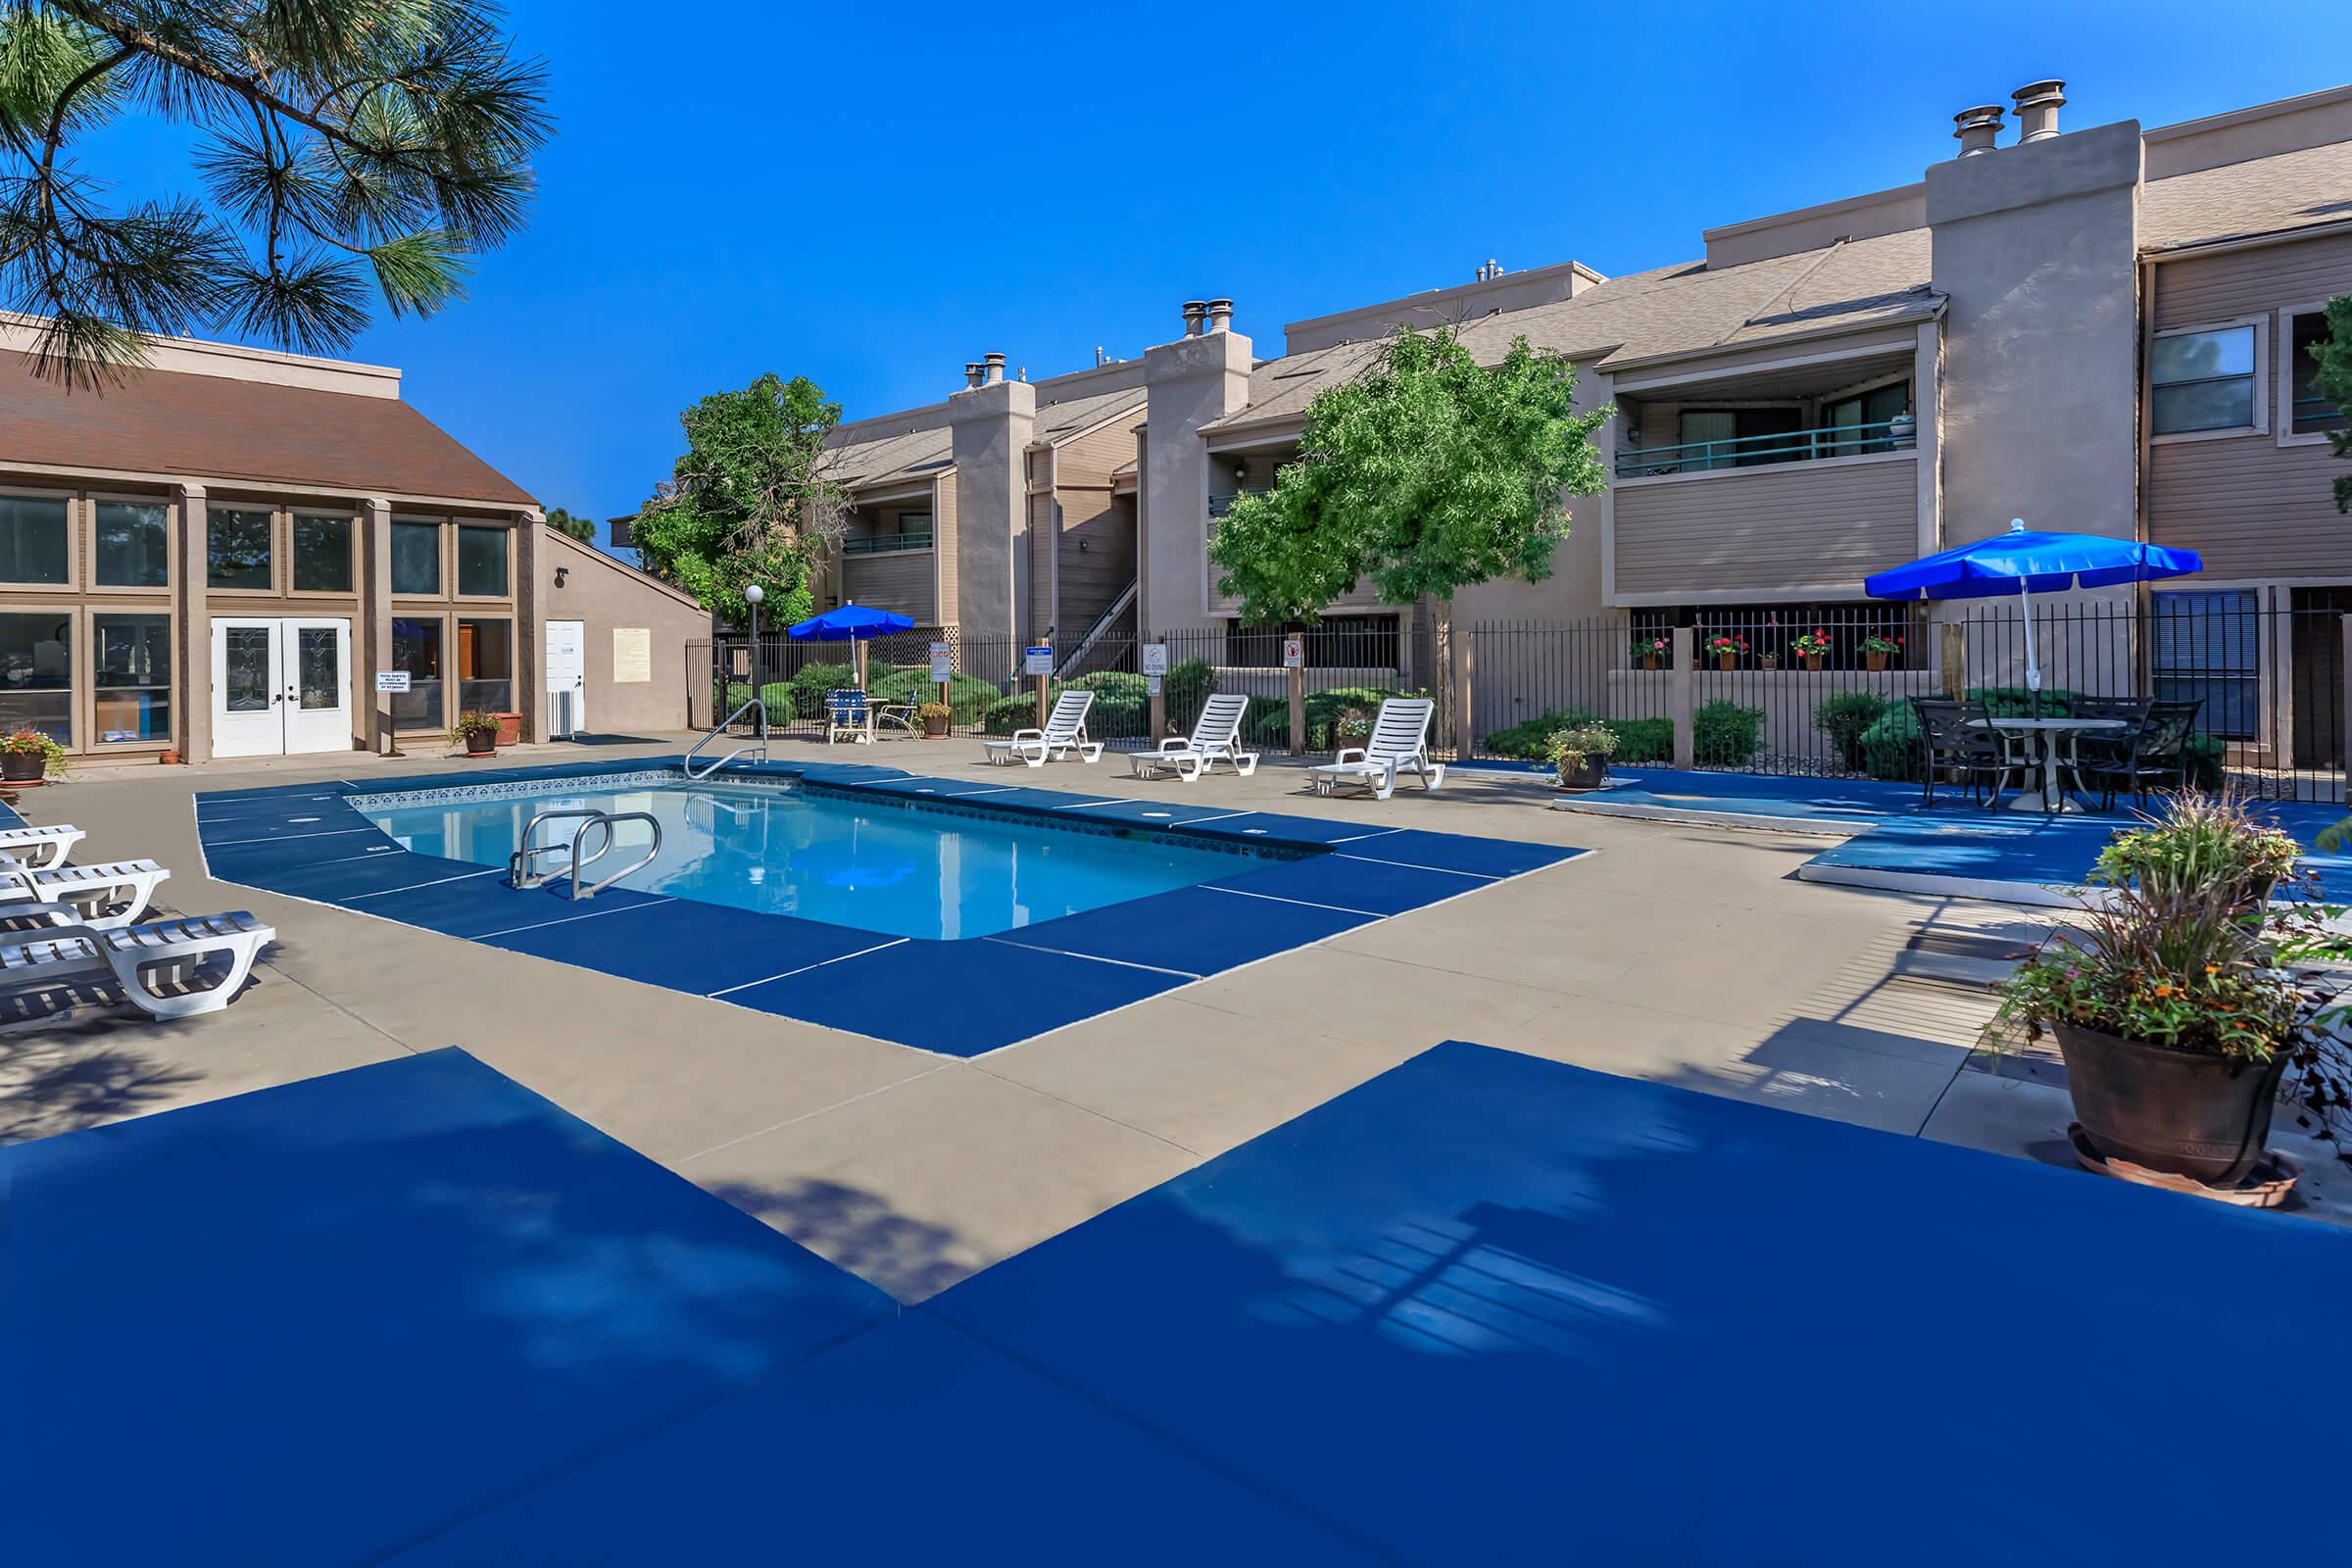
xmin=787 ymin=603 xmax=915 ymax=641
xmin=1864 ymin=521 xmax=2202 ymax=601
xmin=1865 ymin=520 xmax=2202 ymax=701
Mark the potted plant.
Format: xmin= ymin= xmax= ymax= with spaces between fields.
xmin=1330 ymin=707 xmax=1373 ymax=753
xmin=0 ymin=729 xmax=68 ymax=785
xmin=1632 ymin=636 xmax=1669 ymax=671
xmin=494 ymin=711 xmax=523 ymax=747
xmin=1759 ymin=649 xmax=1782 ymax=670
xmin=1789 ymin=628 xmax=1832 ymax=671
xmin=1702 ymin=634 xmax=1746 ymax=671
xmin=916 ymin=700 xmax=952 ymax=739
xmin=1992 ymin=793 xmax=2350 ymax=1190
xmin=1861 ymin=633 xmax=1903 ymax=672
xmin=450 ymin=710 xmax=502 ymax=757
xmin=1544 ymin=722 xmax=1618 ymax=792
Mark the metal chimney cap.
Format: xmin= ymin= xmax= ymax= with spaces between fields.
xmin=1952 ymin=104 xmax=2005 ymax=157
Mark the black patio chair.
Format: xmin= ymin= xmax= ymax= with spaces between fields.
xmin=1911 ymin=697 xmax=2015 ymax=808
xmin=2065 ymin=697 xmax=2150 ymax=812
xmin=2086 ymin=699 xmax=2203 ymax=810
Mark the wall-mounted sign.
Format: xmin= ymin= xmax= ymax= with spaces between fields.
xmin=1140 ymin=643 xmax=1169 ymax=677
xmin=612 ymin=627 xmax=651 ymax=684
xmin=1281 ymin=636 xmax=1304 ymax=669
xmin=929 ymin=642 xmax=953 ymax=682
xmin=1147 ymin=674 xmax=1163 ymax=696
xmin=374 ymin=670 xmax=411 ymax=693
xmin=1024 ymin=645 xmax=1055 ymax=676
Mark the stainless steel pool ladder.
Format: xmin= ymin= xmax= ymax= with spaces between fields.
xmin=509 ymin=807 xmax=662 ymax=901
xmin=685 ymin=697 xmax=769 ymax=780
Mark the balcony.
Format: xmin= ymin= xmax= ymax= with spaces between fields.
xmin=840 ymin=529 xmax=933 ymax=556
xmin=1614 ymin=416 xmax=1916 ymax=479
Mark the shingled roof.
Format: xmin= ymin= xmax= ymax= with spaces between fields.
xmin=2140 ymin=140 xmax=2352 ymax=251
xmin=0 ymin=352 xmax=534 ymax=507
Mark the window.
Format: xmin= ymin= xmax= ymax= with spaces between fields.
xmin=94 ymin=501 xmax=171 ymax=587
xmin=391 ymin=616 xmax=444 ymax=728
xmin=391 ymin=520 xmax=441 ymax=595
xmin=93 ymin=613 xmax=171 ymax=744
xmin=458 ymin=617 xmax=513 ymax=712
xmin=1822 ymin=381 xmax=1913 ymax=457
xmin=2151 ymin=590 xmax=2258 ymax=739
xmin=207 ymin=508 xmax=275 ymax=589
xmin=0 ymin=495 xmax=70 ymax=585
xmin=291 ymin=514 xmax=354 ymax=593
xmin=456 ymin=524 xmax=509 ymax=596
xmin=2151 ymin=325 xmax=2259 ymax=436
xmin=2288 ymin=311 xmax=2347 ymax=439
xmin=0 ymin=612 xmax=72 ymax=742
xmin=1675 ymin=407 xmax=1803 ymax=470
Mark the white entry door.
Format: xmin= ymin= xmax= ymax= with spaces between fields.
xmin=546 ymin=618 xmax=585 ymax=737
xmin=211 ymin=617 xmax=352 ymax=759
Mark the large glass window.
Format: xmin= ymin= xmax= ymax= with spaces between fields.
xmin=2290 ymin=312 xmax=2347 ymax=438
xmin=0 ymin=612 xmax=72 ymax=742
xmin=93 ymin=612 xmax=172 ymax=744
xmin=207 ymin=508 xmax=275 ymax=589
xmin=94 ymin=500 xmax=171 ymax=587
xmin=456 ymin=524 xmax=509 ymax=596
xmin=291 ymin=514 xmax=354 ymax=593
xmin=458 ymin=617 xmax=514 ymax=712
xmin=0 ymin=496 xmax=71 ymax=585
xmin=391 ymin=615 xmax=444 ymax=729
xmin=2151 ymin=325 xmax=2258 ymax=435
xmin=392 ymin=520 xmax=442 ymax=595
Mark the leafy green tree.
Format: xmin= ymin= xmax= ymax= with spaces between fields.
xmin=542 ymin=506 xmax=595 ymax=543
xmin=630 ymin=372 xmax=846 ymax=627
xmin=1208 ymin=326 xmax=1611 ymax=628
xmin=0 ymin=1 xmax=549 ymax=387
xmin=2312 ymin=296 xmax=2352 ymax=514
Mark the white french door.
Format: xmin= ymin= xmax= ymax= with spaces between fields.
xmin=211 ymin=617 xmax=352 ymax=759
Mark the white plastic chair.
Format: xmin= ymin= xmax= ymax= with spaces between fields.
xmin=1307 ymin=697 xmax=1446 ymax=801
xmin=0 ymin=856 xmax=170 ymax=929
xmin=1131 ymin=693 xmax=1257 ymax=781
xmin=984 ymin=689 xmax=1102 ymax=767
xmin=0 ymin=823 xmax=85 ymax=869
xmin=0 ymin=906 xmax=274 ymax=1020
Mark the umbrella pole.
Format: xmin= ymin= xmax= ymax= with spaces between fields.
xmin=855 ymin=639 xmax=869 ymax=692
xmin=2020 ymin=578 xmax=2040 ymax=718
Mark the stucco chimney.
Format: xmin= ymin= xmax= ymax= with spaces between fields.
xmin=982 ymin=352 xmax=1004 ymax=385
xmin=962 ymin=362 xmax=984 ymax=390
xmin=2012 ymin=80 xmax=2065 ymax=143
xmin=1181 ymin=300 xmax=1207 ymax=336
xmin=1205 ymin=299 xmax=1234 ymax=333
xmin=1952 ymin=105 xmax=2004 ymax=157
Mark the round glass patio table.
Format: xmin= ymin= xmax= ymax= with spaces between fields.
xmin=1965 ymin=715 xmax=2126 ymax=813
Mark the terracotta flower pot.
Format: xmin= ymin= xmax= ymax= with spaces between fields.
xmin=1800 ymin=655 xmax=1824 ymax=672
xmin=1760 ymin=657 xmax=1781 ymax=670
xmin=2052 ymin=1022 xmax=2287 ymax=1185
xmin=1866 ymin=652 xmax=1889 ymax=672
xmin=1641 ymin=656 xmax=1661 ymax=671
xmin=1712 ymin=654 xmax=1735 ymax=670
xmin=494 ymin=711 xmax=523 ymax=747
xmin=2 ymin=751 xmax=45 ymax=784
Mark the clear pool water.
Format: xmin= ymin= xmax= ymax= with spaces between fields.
xmin=356 ymin=777 xmax=1280 ymax=940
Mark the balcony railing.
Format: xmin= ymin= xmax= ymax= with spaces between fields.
xmin=841 ymin=530 xmax=933 ymax=555
xmin=1206 ymin=490 xmax=1268 ymax=519
xmin=1614 ymin=417 xmax=1916 ymax=479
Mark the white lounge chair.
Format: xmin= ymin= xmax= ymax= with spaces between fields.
xmin=1308 ymin=697 xmax=1446 ymax=801
xmin=0 ymin=822 xmax=85 ymax=868
xmin=984 ymin=689 xmax=1102 ymax=767
xmin=1131 ymin=694 xmax=1257 ymax=781
xmin=0 ymin=906 xmax=273 ymax=1020
xmin=0 ymin=856 xmax=169 ymax=929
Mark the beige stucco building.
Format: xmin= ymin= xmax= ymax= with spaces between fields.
xmin=0 ymin=319 xmax=700 ymax=764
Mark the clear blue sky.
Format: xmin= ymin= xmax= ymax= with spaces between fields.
xmin=74 ymin=1 xmax=2349 ymax=548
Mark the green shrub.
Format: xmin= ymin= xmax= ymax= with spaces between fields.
xmin=2185 ymin=731 xmax=2226 ymax=791
xmin=1484 ymin=708 xmax=1593 ymax=760
xmin=1692 ymin=700 xmax=1763 ymax=767
xmin=983 ymin=691 xmax=1044 ymax=735
xmin=869 ymin=667 xmax=1002 ymax=725
xmin=1860 ymin=704 xmax=1923 ymax=782
xmin=1813 ymin=691 xmax=1889 ymax=773
xmin=1163 ymin=658 xmax=1216 ymax=734
xmin=1244 ymin=686 xmax=1420 ymax=751
xmin=721 ymin=679 xmax=795 ymax=718
xmin=1604 ymin=717 xmax=1673 ymax=763
xmin=789 ymin=661 xmax=857 ymax=719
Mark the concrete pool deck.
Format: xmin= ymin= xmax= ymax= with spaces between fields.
xmin=5 ymin=734 xmax=2346 ymax=1298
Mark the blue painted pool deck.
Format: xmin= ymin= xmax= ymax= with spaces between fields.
xmin=1555 ymin=766 xmax=2352 ymax=906
xmin=16 ymin=1041 xmax=2346 ymax=1563
xmin=193 ymin=757 xmax=1579 ymax=1055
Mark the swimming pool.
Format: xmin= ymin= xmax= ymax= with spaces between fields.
xmin=354 ymin=772 xmax=1298 ymax=941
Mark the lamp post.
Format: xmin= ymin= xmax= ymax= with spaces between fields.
xmin=744 ymin=584 xmax=765 ymax=741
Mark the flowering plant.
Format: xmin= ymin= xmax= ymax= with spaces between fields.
xmin=1861 ymin=634 xmax=1904 ymax=656
xmin=1702 ymin=635 xmax=1747 ymax=657
xmin=1630 ymin=636 xmax=1670 ymax=663
xmin=1544 ymin=723 xmax=1619 ymax=764
xmin=1789 ymin=628 xmax=1833 ymax=658
xmin=0 ymin=728 xmax=68 ymax=777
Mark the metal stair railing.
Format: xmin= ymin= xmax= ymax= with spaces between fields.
xmin=684 ymin=697 xmax=768 ymax=779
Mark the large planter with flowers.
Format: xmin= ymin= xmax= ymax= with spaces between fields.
xmin=0 ymin=729 xmax=66 ymax=785
xmin=1993 ymin=794 xmax=2341 ymax=1192
xmin=1545 ymin=722 xmax=1618 ymax=793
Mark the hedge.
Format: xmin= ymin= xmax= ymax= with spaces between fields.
xmin=979 ymin=662 xmax=1219 ymax=739
xmin=1812 ymin=691 xmax=1889 ymax=774
xmin=1483 ymin=708 xmax=1674 ymax=764
xmin=868 ymin=667 xmax=1002 ymax=725
xmin=1692 ymin=700 xmax=1764 ymax=767
xmin=1244 ymin=686 xmax=1417 ymax=751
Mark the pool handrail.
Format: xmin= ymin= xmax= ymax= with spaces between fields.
xmin=685 ymin=697 xmax=769 ymax=779
xmin=567 ymin=810 xmax=660 ymax=901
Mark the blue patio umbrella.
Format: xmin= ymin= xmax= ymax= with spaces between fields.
xmin=787 ymin=603 xmax=915 ymax=641
xmin=1865 ymin=520 xmax=2202 ymax=701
